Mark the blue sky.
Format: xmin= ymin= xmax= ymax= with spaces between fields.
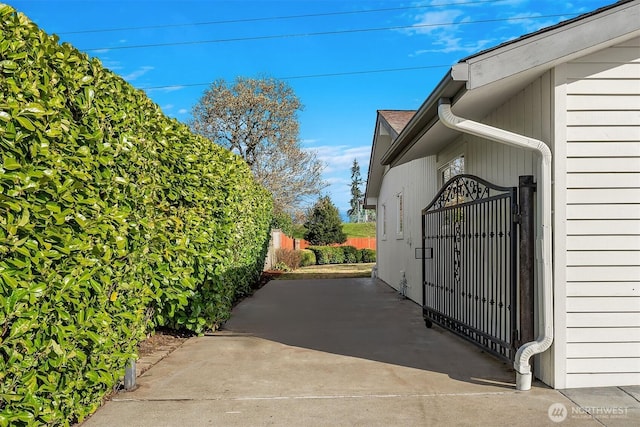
xmin=8 ymin=0 xmax=613 ymax=219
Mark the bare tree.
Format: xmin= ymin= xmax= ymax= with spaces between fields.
xmin=190 ymin=76 xmax=325 ymax=213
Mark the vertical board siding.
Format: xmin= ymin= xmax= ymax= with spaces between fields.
xmin=564 ymin=36 xmax=640 ymax=388
xmin=377 ymin=156 xmax=437 ymax=303
xmin=464 ymin=73 xmax=546 ymax=186
xmin=473 ymin=72 xmax=554 ymax=384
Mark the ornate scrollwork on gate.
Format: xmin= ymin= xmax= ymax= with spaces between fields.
xmin=423 ymin=174 xmax=513 ymax=213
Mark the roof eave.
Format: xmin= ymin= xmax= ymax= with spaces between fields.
xmin=380 ymin=71 xmax=467 ymax=166
xmin=379 ymin=0 xmax=640 ymax=167
xmin=364 ymin=113 xmax=384 ymax=203
xmin=365 ymin=110 xmax=417 ymax=204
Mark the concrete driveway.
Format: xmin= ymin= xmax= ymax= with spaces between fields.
xmin=83 ymin=278 xmax=634 ymax=426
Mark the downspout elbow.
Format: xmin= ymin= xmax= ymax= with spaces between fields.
xmin=438 ymin=98 xmax=554 ymax=391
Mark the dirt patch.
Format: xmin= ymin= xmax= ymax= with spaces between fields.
xmin=137 ymin=328 xmax=192 ymax=358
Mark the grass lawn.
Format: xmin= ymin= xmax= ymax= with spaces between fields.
xmin=276 ymin=263 xmax=375 ymax=280
xmin=341 ymin=222 xmax=376 ymax=238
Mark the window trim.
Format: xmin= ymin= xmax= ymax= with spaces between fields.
xmin=381 ymin=203 xmax=387 ymax=241
xmin=396 ymin=191 xmax=404 ymax=240
xmin=438 ymin=153 xmax=465 ymax=186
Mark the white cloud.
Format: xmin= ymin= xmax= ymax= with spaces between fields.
xmin=314 ymin=144 xmax=372 ymax=174
xmin=402 ymin=0 xmax=547 ymax=55
xmin=122 ymin=66 xmax=154 ymax=82
xmin=406 ymin=9 xmax=466 ymax=35
xmin=411 ymin=37 xmax=495 ymax=55
xmin=402 ymin=7 xmax=489 ymax=54
xmin=178 ymin=108 xmax=188 ymax=114
xmin=325 ymin=176 xmax=349 ymax=186
xmin=163 ymin=104 xmax=174 ymax=111
xmin=146 ymin=85 xmax=186 ymax=93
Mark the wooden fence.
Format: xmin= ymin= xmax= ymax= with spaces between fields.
xmin=265 ymin=229 xmax=376 ymax=269
xmin=277 ymin=232 xmax=375 ymax=250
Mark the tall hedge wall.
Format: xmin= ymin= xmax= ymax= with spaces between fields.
xmin=0 ymin=5 xmax=272 ymax=425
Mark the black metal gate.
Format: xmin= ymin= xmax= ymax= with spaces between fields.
xmin=421 ymin=174 xmax=521 ymax=361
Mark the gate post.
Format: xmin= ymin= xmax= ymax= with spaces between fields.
xmin=518 ymin=176 xmax=535 ymax=347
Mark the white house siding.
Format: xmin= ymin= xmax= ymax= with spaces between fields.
xmin=462 ymin=72 xmax=554 ymax=185
xmin=561 ymin=37 xmax=640 ymax=388
xmin=439 ymin=73 xmax=556 ymax=385
xmin=377 ymin=156 xmax=437 ymax=303
xmin=376 ymin=74 xmax=555 ymax=382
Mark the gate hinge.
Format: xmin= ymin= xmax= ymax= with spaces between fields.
xmin=512 ymin=212 xmax=522 ymax=224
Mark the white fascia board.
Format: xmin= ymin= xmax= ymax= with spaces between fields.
xmin=451 ymin=62 xmax=469 ymax=82
xmin=365 ymin=116 xmax=391 ymax=200
xmin=466 ymin=2 xmax=640 ymax=89
xmin=364 ymin=197 xmax=377 ymax=210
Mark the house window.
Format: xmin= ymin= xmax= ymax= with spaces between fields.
xmin=438 ymin=154 xmax=465 ymax=223
xmin=396 ymin=192 xmax=404 ymax=239
xmin=440 ymin=154 xmax=464 ymax=184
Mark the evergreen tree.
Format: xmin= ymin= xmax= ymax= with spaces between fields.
xmin=304 ymin=196 xmax=347 ymax=245
xmin=348 ymin=158 xmax=364 ymax=223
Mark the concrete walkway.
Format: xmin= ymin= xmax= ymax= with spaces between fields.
xmin=83 ymin=278 xmax=639 ymax=426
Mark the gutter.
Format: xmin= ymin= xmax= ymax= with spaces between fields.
xmin=437 ymin=98 xmax=553 ymax=391
xmin=380 ymin=72 xmax=465 ymax=166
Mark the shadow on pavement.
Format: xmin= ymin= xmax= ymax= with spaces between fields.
xmin=221 ymin=277 xmax=516 ymax=389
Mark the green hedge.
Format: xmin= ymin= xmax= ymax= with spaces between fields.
xmin=307 ymin=246 xmax=376 ymax=265
xmin=360 ymin=248 xmax=376 ymax=263
xmin=299 ymin=249 xmax=316 ymax=267
xmin=308 ymin=246 xmax=342 ymax=265
xmin=0 ymin=5 xmax=272 ymax=425
xmin=341 ymin=245 xmax=358 ymax=263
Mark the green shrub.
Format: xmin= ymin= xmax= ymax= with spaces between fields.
xmin=330 ymin=247 xmax=345 ymax=264
xmin=308 ymin=246 xmax=345 ymax=265
xmin=308 ymin=246 xmax=328 ymax=265
xmin=360 ymin=249 xmax=377 ymax=263
xmin=0 ymin=5 xmax=272 ymax=424
xmin=306 ymin=246 xmax=376 ymax=265
xmin=300 ymin=249 xmax=316 ymax=266
xmin=341 ymin=245 xmax=358 ymax=263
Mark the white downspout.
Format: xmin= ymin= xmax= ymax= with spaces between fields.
xmin=438 ymin=98 xmax=553 ymax=391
